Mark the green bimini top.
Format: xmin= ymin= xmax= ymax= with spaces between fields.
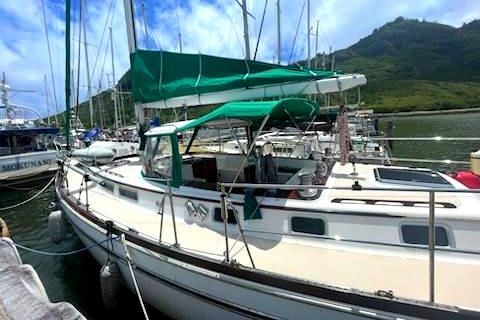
xmin=131 ymin=50 xmax=337 ymax=103
xmin=146 ymin=98 xmax=319 ymax=136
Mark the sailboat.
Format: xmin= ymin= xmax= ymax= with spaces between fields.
xmin=0 ymin=75 xmax=59 ymax=187
xmin=56 ymin=96 xmax=480 ymax=319
xmin=55 ymin=1 xmax=480 ymax=319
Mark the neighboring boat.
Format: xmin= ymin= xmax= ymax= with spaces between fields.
xmin=207 ymin=126 xmax=386 ymax=161
xmin=71 ymin=140 xmax=139 ymax=165
xmin=0 ymin=127 xmax=59 ymax=186
xmin=57 ymin=98 xmax=480 ymax=319
xmin=0 ymin=78 xmax=59 ymax=187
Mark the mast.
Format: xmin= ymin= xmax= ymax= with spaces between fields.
xmin=110 ymin=27 xmax=119 ymax=130
xmin=307 ymin=0 xmax=311 ymax=68
xmin=65 ymin=0 xmax=71 ymax=147
xmin=331 ymin=51 xmax=335 ymax=71
xmin=1 ymin=73 xmax=10 ymax=126
xmin=315 ymin=20 xmax=319 ymax=69
xmin=42 ymin=0 xmax=60 ymax=123
xmin=328 ymin=46 xmax=332 ymax=69
xmin=81 ymin=0 xmax=94 ymax=128
xmin=97 ymin=80 xmax=104 ymax=128
xmin=43 ymin=75 xmax=51 ymax=126
xmin=120 ymin=88 xmax=126 ymax=126
xmin=276 ymin=0 xmax=281 ymax=64
xmin=178 ymin=27 xmax=182 ymax=53
xmin=70 ymin=69 xmax=77 ymax=132
xmin=123 ymin=0 xmax=145 ymax=150
xmin=75 ymin=0 xmax=82 ymax=130
xmin=241 ymin=0 xmax=251 ymax=60
xmin=123 ymin=0 xmax=137 ymax=55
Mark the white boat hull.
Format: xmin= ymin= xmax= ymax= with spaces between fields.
xmin=0 ymin=151 xmax=57 ymax=183
xmin=59 ymin=193 xmax=385 ymax=320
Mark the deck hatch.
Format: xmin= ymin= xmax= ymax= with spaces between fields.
xmin=374 ymin=168 xmax=452 ymax=188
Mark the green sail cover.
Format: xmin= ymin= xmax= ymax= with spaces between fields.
xmin=131 ymin=50 xmax=337 ymax=103
xmin=176 ymin=98 xmax=319 ymax=131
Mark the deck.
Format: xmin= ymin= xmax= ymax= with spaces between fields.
xmin=65 ymin=164 xmax=480 ymax=310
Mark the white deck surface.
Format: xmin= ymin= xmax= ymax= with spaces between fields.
xmin=66 ymin=165 xmax=480 ymax=310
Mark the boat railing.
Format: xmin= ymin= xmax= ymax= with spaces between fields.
xmin=218 ymin=181 xmax=480 ymax=304
xmin=369 ymin=136 xmax=480 ymax=165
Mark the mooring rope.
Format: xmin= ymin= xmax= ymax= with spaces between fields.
xmin=120 ymin=234 xmax=150 ymax=320
xmin=0 ymin=174 xmax=56 ymax=211
xmin=1 ymin=236 xmax=119 ymax=256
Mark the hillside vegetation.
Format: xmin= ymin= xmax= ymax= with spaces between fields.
xmin=69 ymin=17 xmax=480 ymax=127
xmin=330 ymin=17 xmax=480 ymax=112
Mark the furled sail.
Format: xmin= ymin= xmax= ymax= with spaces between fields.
xmin=130 ymin=50 xmax=366 ymax=109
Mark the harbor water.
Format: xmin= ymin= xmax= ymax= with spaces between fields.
xmin=379 ymin=112 xmax=480 ymax=171
xmin=1 ymin=112 xmax=479 ymax=319
xmin=0 ymin=184 xmax=166 ymax=319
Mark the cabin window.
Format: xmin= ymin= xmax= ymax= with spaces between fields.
xmin=102 ymin=181 xmax=114 ymax=193
xmin=291 ymin=217 xmax=326 ymax=235
xmin=213 ymin=208 xmax=237 ymax=224
xmin=374 ymin=168 xmax=452 ymax=188
xmin=189 ymin=127 xmax=247 ymax=154
xmin=401 ymin=225 xmax=449 ymax=246
xmin=0 ymin=136 xmax=10 ymax=156
xmin=144 ymin=135 xmax=173 ymax=178
xmin=119 ymin=187 xmax=138 ymax=201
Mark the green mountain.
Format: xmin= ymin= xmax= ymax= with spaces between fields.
xmin=68 ymin=17 xmax=480 ymax=127
xmin=330 ymin=17 xmax=480 ymax=112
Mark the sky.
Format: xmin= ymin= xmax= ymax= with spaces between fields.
xmin=0 ymin=0 xmax=478 ymax=120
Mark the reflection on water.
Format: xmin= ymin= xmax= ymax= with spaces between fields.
xmin=380 ymin=112 xmax=480 ymax=171
xmin=1 ymin=113 xmax=478 ymax=319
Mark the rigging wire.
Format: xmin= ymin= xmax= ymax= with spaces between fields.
xmin=253 ymin=0 xmax=268 ymax=61
xmin=141 ymin=2 xmax=151 ymax=49
xmin=89 ymin=0 xmax=115 ymax=87
xmin=41 ymin=0 xmax=61 ymax=121
xmin=288 ymin=1 xmax=306 ymax=65
xmin=99 ymin=32 xmax=111 ymax=91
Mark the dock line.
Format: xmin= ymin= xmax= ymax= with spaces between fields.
xmin=1 ymin=235 xmax=119 ymax=256
xmin=0 ymin=174 xmax=56 ymax=211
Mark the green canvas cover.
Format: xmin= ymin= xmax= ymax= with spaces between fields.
xmin=176 ymin=98 xmax=319 ymax=132
xmin=131 ymin=50 xmax=337 ymax=103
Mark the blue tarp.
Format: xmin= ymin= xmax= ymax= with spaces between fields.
xmin=82 ymin=128 xmax=102 ymax=141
